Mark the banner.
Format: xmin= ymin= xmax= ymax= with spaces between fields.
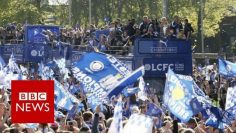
xmin=122 ymin=87 xmax=140 ymax=97
xmin=133 ymin=38 xmax=192 ymax=77
xmin=25 ymin=44 xmax=47 ymax=62
xmin=0 ymin=55 xmax=6 ymax=68
xmin=146 ymin=103 xmax=162 ymax=117
xmin=72 ymin=52 xmax=143 ymax=110
xmin=205 ymin=106 xmax=235 ymax=129
xmin=218 ymin=58 xmax=236 ymax=77
xmin=163 ymin=69 xmax=203 ymax=122
xmin=25 ymin=25 xmax=59 ymax=44
xmin=54 ymin=80 xmax=80 ymax=111
xmin=108 ymin=97 xmax=123 ymax=133
xmin=225 ymin=86 xmax=236 ymax=117
xmin=143 ymin=57 xmax=192 ymax=77
xmin=1 ymin=44 xmax=24 ymax=63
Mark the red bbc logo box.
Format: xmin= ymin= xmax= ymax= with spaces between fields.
xmin=11 ymin=80 xmax=54 ymax=123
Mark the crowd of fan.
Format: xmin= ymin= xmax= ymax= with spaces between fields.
xmin=0 ymin=62 xmax=235 ymax=133
xmin=0 ymin=16 xmax=194 ymax=54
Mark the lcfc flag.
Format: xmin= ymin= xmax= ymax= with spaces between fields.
xmin=54 ymin=80 xmax=80 ymax=111
xmin=176 ymin=72 xmax=211 ymax=109
xmin=225 ymin=86 xmax=236 ymax=117
xmin=219 ymin=58 xmax=236 ymax=77
xmin=0 ymin=55 xmax=6 ymax=69
xmin=123 ymin=114 xmax=153 ymax=133
xmin=205 ymin=106 xmax=234 ymax=129
xmin=146 ymin=103 xmax=162 ymax=117
xmin=107 ymin=66 xmax=144 ymax=98
xmin=108 ymin=97 xmax=123 ymax=133
xmin=164 ymin=69 xmax=197 ymax=122
xmin=72 ymin=52 xmax=144 ymax=110
xmin=122 ymin=87 xmax=140 ymax=97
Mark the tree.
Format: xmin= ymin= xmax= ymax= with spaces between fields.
xmin=0 ymin=0 xmax=41 ymax=26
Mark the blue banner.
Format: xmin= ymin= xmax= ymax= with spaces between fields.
xmin=72 ymin=52 xmax=143 ymax=110
xmin=0 ymin=44 xmax=24 ymax=63
xmin=146 ymin=103 xmax=162 ymax=117
xmin=107 ymin=66 xmax=144 ymax=98
xmin=0 ymin=55 xmax=6 ymax=67
xmin=25 ymin=25 xmax=59 ymax=44
xmin=135 ymin=38 xmax=191 ymax=54
xmin=54 ymin=80 xmax=80 ymax=111
xmin=24 ymin=44 xmax=47 ymax=62
xmin=143 ymin=57 xmax=192 ymax=77
xmin=164 ymin=69 xmax=200 ymax=122
xmin=122 ymin=87 xmax=140 ymax=97
xmin=205 ymin=106 xmax=235 ymax=129
xmin=218 ymin=58 xmax=236 ymax=77
xmin=133 ymin=38 xmax=192 ymax=77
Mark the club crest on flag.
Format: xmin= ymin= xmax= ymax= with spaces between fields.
xmin=72 ymin=52 xmax=144 ymax=110
xmin=90 ymin=61 xmax=104 ymax=72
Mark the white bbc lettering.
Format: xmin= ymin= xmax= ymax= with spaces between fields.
xmin=28 ymin=93 xmax=37 ymax=100
xmin=19 ymin=93 xmax=28 ymax=101
xmin=38 ymin=93 xmax=46 ymax=100
xmin=16 ymin=103 xmax=50 ymax=112
xmin=19 ymin=92 xmax=47 ymax=101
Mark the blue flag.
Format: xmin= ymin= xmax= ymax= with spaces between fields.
xmin=176 ymin=72 xmax=211 ymax=109
xmin=108 ymin=97 xmax=123 ymax=133
xmin=219 ymin=58 xmax=236 ymax=77
xmin=67 ymin=104 xmax=78 ymax=120
xmin=6 ymin=53 xmax=20 ymax=73
xmin=55 ymin=110 xmax=65 ymax=119
xmin=146 ymin=103 xmax=162 ymax=117
xmin=205 ymin=114 xmax=226 ymax=130
xmin=107 ymin=66 xmax=144 ymax=98
xmin=54 ymin=58 xmax=70 ymax=80
xmin=122 ymin=87 xmax=140 ymax=97
xmin=205 ymin=106 xmax=234 ymax=129
xmin=72 ymin=52 xmax=144 ymax=110
xmin=69 ymin=85 xmax=80 ymax=94
xmin=164 ymin=69 xmax=199 ymax=122
xmin=0 ymin=55 xmax=6 ymax=69
xmin=190 ymin=97 xmax=203 ymax=115
xmin=54 ymin=80 xmax=81 ymax=111
xmin=225 ymin=86 xmax=236 ymax=117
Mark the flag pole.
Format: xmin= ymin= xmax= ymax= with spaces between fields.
xmin=217 ymin=74 xmax=221 ymax=107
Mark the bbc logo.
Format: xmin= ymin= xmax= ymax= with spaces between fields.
xmin=19 ymin=92 xmax=47 ymax=101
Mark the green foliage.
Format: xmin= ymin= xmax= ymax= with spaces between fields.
xmin=0 ymin=0 xmax=236 ymax=38
xmin=0 ymin=0 xmax=41 ymax=26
